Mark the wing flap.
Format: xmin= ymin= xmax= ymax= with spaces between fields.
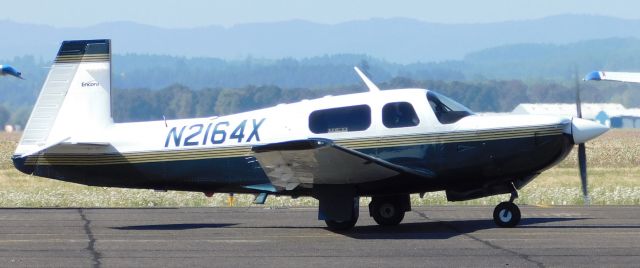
xmin=253 ymin=139 xmax=430 ymax=191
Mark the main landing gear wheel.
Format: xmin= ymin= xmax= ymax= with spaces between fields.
xmin=325 ymin=216 xmax=358 ymax=231
xmin=369 ymin=196 xmax=406 ymax=226
xmin=493 ymin=202 xmax=521 ymax=227
xmin=324 ymin=200 xmax=359 ymax=231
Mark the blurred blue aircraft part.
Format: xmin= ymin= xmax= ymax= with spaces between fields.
xmin=584 ymin=70 xmax=640 ymax=83
xmin=0 ymin=65 xmax=23 ymax=79
xmin=584 ymin=71 xmax=602 ymax=81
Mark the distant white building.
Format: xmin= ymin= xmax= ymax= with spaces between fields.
xmin=511 ymin=103 xmax=626 ymax=120
xmin=595 ymin=108 xmax=640 ymax=128
xmin=512 ymin=103 xmax=640 ymax=128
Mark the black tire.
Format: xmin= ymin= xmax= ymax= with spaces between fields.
xmin=493 ymin=202 xmax=521 ymax=228
xmin=370 ymin=198 xmax=405 ymax=226
xmin=325 ymin=202 xmax=359 ymax=231
xmin=325 ymin=217 xmax=358 ymax=231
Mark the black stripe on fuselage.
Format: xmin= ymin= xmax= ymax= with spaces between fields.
xmin=21 ymin=124 xmax=565 ymax=166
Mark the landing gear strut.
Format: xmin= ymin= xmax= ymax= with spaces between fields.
xmin=492 ymin=185 xmax=521 ymax=228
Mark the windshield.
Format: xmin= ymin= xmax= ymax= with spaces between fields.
xmin=427 ymin=91 xmax=474 ymax=124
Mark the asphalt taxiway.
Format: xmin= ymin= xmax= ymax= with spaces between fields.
xmin=0 ymin=206 xmax=638 ymax=267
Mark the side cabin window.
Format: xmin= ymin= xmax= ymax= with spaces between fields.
xmin=309 ymin=105 xmax=371 ymax=134
xmin=427 ymin=91 xmax=473 ymax=124
xmin=383 ymin=102 xmax=420 ymax=128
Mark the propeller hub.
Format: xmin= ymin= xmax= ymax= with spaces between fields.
xmin=565 ymin=117 xmax=609 ymax=144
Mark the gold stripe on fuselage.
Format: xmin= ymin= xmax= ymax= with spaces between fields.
xmin=23 ymin=124 xmax=565 ymax=166
xmin=337 ymin=125 xmax=563 ymax=149
xmin=24 ymin=146 xmax=253 ymax=166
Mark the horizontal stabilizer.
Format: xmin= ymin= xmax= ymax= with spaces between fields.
xmin=252 ymin=139 xmax=434 ymax=191
xmin=19 ymin=137 xmax=71 ymax=158
xmin=19 ymin=138 xmax=111 ymax=158
xmin=69 ymin=141 xmax=111 ymax=146
xmin=584 ymin=71 xmax=640 ymax=83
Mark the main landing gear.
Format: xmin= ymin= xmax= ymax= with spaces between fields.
xmin=493 ymin=187 xmax=521 ymax=228
xmin=369 ymin=195 xmax=411 ymax=226
xmin=323 ymin=195 xmax=411 ymax=231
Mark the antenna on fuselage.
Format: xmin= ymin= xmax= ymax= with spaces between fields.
xmin=354 ymin=66 xmax=380 ymax=92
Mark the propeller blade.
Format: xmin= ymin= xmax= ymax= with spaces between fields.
xmin=577 ymin=143 xmax=590 ymax=205
xmin=574 ymin=68 xmax=590 ymax=205
xmin=575 ymin=70 xmax=583 ymax=118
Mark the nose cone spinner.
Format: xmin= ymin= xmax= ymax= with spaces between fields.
xmin=566 ymin=117 xmax=609 ymax=144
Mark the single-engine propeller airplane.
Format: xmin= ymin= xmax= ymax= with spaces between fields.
xmin=0 ymin=64 xmax=23 ymax=79
xmin=13 ymin=40 xmax=609 ymax=230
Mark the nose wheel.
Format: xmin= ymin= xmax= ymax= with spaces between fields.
xmin=493 ymin=202 xmax=521 ymax=227
xmin=492 ymin=185 xmax=521 ymax=228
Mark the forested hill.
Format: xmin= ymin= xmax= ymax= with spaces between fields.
xmin=4 ymin=37 xmax=640 ymax=93
xmin=3 ymin=38 xmax=640 ymax=125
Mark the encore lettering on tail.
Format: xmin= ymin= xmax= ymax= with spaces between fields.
xmin=81 ymin=81 xmax=100 ymax=87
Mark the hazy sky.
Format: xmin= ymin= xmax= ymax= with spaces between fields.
xmin=2 ymin=0 xmax=639 ymax=28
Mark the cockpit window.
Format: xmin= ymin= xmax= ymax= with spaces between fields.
xmin=383 ymin=102 xmax=420 ymax=128
xmin=427 ymin=91 xmax=473 ymax=124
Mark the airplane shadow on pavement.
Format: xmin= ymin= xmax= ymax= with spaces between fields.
xmin=110 ymin=217 xmax=600 ymax=239
xmin=339 ymin=217 xmax=586 ymax=240
xmin=112 ymin=223 xmax=237 ymax=231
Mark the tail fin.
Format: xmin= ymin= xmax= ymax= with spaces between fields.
xmin=14 ymin=39 xmax=113 ymax=156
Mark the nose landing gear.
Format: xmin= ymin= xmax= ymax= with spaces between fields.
xmin=493 ymin=185 xmax=521 ymax=228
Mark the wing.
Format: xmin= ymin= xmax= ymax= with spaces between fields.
xmin=584 ymin=71 xmax=640 ymax=83
xmin=252 ymin=138 xmax=434 ymax=191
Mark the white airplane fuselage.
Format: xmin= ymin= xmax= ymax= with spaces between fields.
xmin=15 ymin=87 xmax=592 ymax=198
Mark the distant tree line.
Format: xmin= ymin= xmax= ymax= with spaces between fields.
xmin=6 ymin=37 xmax=640 ymax=110
xmin=2 ymin=76 xmax=639 ymax=126
xmin=4 ymin=37 xmax=640 ymax=125
xmin=107 ymin=77 xmax=638 ymax=123
xmin=111 ymin=84 xmax=360 ymax=122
